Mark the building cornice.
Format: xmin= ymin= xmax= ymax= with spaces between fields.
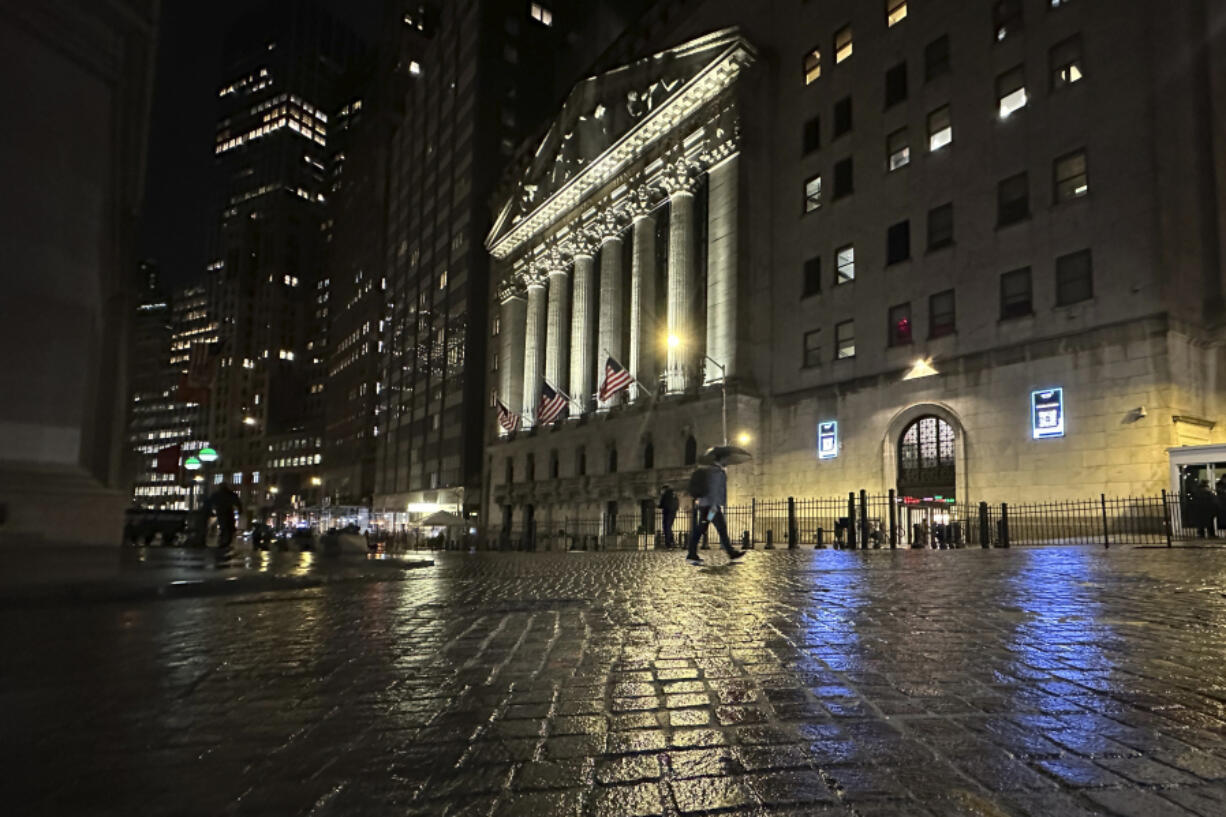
xmin=486 ymin=34 xmax=756 ymax=261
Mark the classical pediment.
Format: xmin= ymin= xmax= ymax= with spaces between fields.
xmin=486 ymin=28 xmax=755 ymax=260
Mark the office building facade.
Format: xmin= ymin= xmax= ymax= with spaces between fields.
xmin=485 ymin=0 xmax=1226 ymax=538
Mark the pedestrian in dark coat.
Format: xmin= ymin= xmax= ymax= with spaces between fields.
xmin=1215 ymin=477 xmax=1226 ymax=538
xmin=658 ymin=485 xmax=679 ymax=548
xmin=1192 ymin=480 xmax=1217 ymax=538
xmin=684 ymin=454 xmax=745 ymax=565
xmin=207 ymin=483 xmax=243 ymax=550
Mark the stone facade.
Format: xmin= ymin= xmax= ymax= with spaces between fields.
xmin=483 ymin=1 xmax=1226 ymax=536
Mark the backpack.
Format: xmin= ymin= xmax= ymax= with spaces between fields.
xmin=687 ymin=466 xmax=711 ymax=499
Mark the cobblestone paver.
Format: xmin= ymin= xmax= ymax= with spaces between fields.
xmin=4 ymin=548 xmax=1226 ymax=816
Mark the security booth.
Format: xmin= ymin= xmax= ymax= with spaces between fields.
xmin=1168 ymin=443 xmax=1226 ymax=533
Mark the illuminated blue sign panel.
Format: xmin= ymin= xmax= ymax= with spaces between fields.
xmin=1031 ymin=388 xmax=1065 ymax=439
xmin=818 ymin=421 xmax=838 ymax=459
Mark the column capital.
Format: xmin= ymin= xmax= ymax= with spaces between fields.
xmin=521 ymin=265 xmax=548 ymax=288
xmin=542 ymin=244 xmax=570 ymax=273
xmin=497 ymin=278 xmax=526 ymax=303
xmin=700 ymin=130 xmax=740 ymax=170
xmin=626 ymin=185 xmax=662 ymax=220
xmin=595 ymin=208 xmax=627 ymax=243
xmin=563 ymin=230 xmax=601 ymax=257
xmin=661 ymin=158 xmax=702 ymax=196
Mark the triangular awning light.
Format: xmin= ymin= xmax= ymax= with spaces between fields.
xmin=903 ymin=357 xmax=939 ymax=380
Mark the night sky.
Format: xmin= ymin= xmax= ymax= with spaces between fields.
xmin=138 ymin=1 xmax=381 ymax=291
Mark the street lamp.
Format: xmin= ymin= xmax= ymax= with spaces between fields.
xmin=665 ymin=333 xmax=728 ymax=446
xmin=198 ymin=446 xmax=218 ymax=463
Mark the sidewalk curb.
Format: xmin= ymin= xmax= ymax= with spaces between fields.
xmin=0 ymin=559 xmax=434 ymax=608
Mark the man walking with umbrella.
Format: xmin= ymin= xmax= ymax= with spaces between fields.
xmin=685 ymin=445 xmax=749 ymax=565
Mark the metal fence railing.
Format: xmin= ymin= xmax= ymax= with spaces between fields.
xmin=489 ymin=489 xmax=1206 ymax=551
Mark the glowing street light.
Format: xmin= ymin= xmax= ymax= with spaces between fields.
xmin=184 ymin=456 xmax=202 ymax=471
xmin=198 ymin=446 xmax=219 ymax=463
xmin=737 ymin=432 xmax=752 ymax=446
xmin=309 ymin=476 xmax=322 ymax=487
xmin=242 ymin=416 xmax=257 ymax=426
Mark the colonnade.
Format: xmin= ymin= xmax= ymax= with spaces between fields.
xmin=498 ymin=152 xmax=740 ymax=429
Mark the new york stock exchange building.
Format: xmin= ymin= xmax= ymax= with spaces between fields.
xmin=481 ymin=5 xmax=1226 ymax=546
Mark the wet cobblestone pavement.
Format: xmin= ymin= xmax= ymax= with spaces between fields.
xmin=4 ymin=548 xmax=1226 ymax=816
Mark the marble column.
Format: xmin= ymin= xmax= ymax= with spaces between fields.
xmin=705 ymin=151 xmax=739 ymax=381
xmin=596 ymin=212 xmax=625 ymax=407
xmin=521 ymin=270 xmax=547 ymax=425
xmin=543 ymin=248 xmax=570 ymax=395
xmin=628 ymin=191 xmax=657 ymax=402
xmin=498 ymin=282 xmax=527 ymax=430
xmin=568 ymin=236 xmax=598 ymax=415
xmin=664 ymin=162 xmax=699 ymax=393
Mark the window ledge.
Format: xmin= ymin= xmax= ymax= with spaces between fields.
xmin=926 ymin=241 xmax=954 ymax=254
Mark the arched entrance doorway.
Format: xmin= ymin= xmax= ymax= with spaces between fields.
xmin=897 ymin=416 xmax=956 ymax=501
xmin=883 ymin=404 xmax=967 ymax=547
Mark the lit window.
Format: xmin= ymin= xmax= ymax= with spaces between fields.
xmin=1056 ymin=249 xmax=1093 ymax=306
xmin=803 ymin=329 xmax=822 ymax=367
xmin=803 ymin=48 xmax=821 ymax=84
xmin=888 ymin=303 xmax=912 ymax=346
xmin=836 ymin=244 xmax=855 ymax=284
xmin=929 ymin=290 xmax=956 ymax=338
xmin=252 ymin=471 xmax=260 ymax=484
xmin=928 ymin=106 xmax=952 ymax=151
xmin=1054 ymin=149 xmax=1089 ymax=201
xmin=232 ymin=472 xmax=242 ymax=485
xmin=887 ymin=129 xmax=910 ymax=171
xmin=834 ymin=26 xmax=853 ymax=63
xmin=439 ymin=269 xmax=448 ymax=290
xmin=835 ymin=320 xmax=856 ymax=359
xmin=530 ymin=3 xmax=553 ymax=26
xmin=1050 ymin=0 xmax=1072 ymax=7
xmin=1050 ymin=35 xmax=1084 ymax=89
xmin=804 ymin=174 xmax=822 ymax=213
xmin=997 ymin=66 xmax=1027 ymax=119
xmin=409 ymin=60 xmax=422 ymax=76
xmin=887 ymin=0 xmax=908 ymax=26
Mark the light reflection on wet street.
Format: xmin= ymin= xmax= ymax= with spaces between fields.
xmin=4 ymin=548 xmax=1226 ymax=816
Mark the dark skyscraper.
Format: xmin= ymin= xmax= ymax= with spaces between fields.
xmin=373 ymin=0 xmax=646 ymax=525
xmin=206 ymin=2 xmax=365 ymax=512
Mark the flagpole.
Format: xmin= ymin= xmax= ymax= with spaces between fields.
xmin=602 ymin=349 xmax=655 ymax=399
xmin=543 ymin=378 xmax=573 ymax=404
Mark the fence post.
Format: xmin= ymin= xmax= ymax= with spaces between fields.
xmin=816 ymin=527 xmax=824 ymax=549
xmin=765 ymin=529 xmax=774 ymax=549
xmin=888 ymin=489 xmax=897 ymax=548
xmin=847 ymin=492 xmax=857 ymax=549
xmin=1100 ymin=493 xmax=1110 ymax=549
xmin=1000 ymin=503 xmax=1010 ymax=548
xmin=787 ymin=497 xmax=797 ymax=549
xmin=859 ymin=490 xmax=869 ymax=550
xmin=1162 ymin=489 xmax=1173 ymax=547
xmin=979 ymin=501 xmax=989 ymax=548
xmin=750 ymin=497 xmax=757 ymax=549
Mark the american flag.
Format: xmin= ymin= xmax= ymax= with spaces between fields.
xmin=536 ymin=381 xmax=569 ymax=425
xmin=496 ymin=399 xmax=520 ymax=433
xmin=598 ymin=356 xmax=633 ymax=402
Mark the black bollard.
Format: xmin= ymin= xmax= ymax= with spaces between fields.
xmin=741 ymin=530 xmax=750 ymax=550
xmin=765 ymin=529 xmax=774 ymax=549
xmin=816 ymin=527 xmax=824 ymax=548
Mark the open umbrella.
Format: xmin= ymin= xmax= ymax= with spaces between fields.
xmin=700 ymin=445 xmax=753 ymax=465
